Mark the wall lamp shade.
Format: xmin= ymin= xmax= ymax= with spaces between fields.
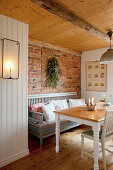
xmin=100 ymin=31 xmax=113 ymax=64
xmin=0 ymin=38 xmax=20 ymax=79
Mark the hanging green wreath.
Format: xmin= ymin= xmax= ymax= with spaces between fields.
xmin=45 ymin=57 xmax=61 ymax=89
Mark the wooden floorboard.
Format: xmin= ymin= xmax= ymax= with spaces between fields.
xmin=1 ymin=125 xmax=113 ymax=170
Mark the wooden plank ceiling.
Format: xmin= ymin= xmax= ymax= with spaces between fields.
xmin=0 ymin=0 xmax=113 ymax=52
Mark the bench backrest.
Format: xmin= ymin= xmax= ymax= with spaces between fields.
xmin=28 ymin=92 xmax=77 ymax=108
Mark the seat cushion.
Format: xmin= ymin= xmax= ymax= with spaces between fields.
xmin=82 ymin=129 xmax=113 ymax=139
xmin=29 ymin=120 xmax=80 ymax=137
xmin=82 ymin=129 xmax=102 ymax=139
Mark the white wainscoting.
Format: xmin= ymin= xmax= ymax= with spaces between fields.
xmin=81 ymin=48 xmax=113 ymax=104
xmin=0 ymin=15 xmax=29 ymax=167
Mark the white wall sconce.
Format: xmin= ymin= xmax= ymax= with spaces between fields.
xmin=0 ymin=38 xmax=20 ymax=79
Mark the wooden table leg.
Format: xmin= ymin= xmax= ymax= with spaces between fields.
xmin=55 ymin=113 xmax=60 ymax=153
xmin=92 ymin=123 xmax=100 ymax=170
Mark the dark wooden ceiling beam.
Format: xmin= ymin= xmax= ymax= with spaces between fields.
xmin=31 ymin=0 xmax=110 ymax=44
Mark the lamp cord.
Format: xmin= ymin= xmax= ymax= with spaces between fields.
xmin=107 ymin=31 xmax=113 ymax=49
xmin=110 ymin=37 xmax=112 ymax=49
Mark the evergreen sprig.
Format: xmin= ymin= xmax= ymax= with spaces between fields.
xmin=45 ymin=57 xmax=61 ymax=89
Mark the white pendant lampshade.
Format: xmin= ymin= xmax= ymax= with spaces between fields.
xmin=100 ymin=31 xmax=113 ymax=64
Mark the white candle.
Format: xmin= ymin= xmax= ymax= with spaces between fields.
xmin=92 ymin=98 xmax=94 ymax=106
xmin=6 ymin=61 xmax=13 ymax=78
xmin=89 ymin=98 xmax=90 ymax=106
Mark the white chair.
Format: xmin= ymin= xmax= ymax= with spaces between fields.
xmin=81 ymin=110 xmax=113 ymax=170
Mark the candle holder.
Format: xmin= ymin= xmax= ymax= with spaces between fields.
xmin=86 ymin=104 xmax=95 ymax=111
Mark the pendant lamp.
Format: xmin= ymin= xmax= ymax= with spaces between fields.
xmin=100 ymin=31 xmax=113 ymax=64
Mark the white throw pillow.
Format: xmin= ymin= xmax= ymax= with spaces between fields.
xmin=69 ymin=98 xmax=85 ymax=108
xmin=52 ymin=99 xmax=68 ymax=110
xmin=42 ymin=102 xmax=55 ymax=122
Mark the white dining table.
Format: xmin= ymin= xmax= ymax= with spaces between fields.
xmin=54 ymin=106 xmax=106 ymax=170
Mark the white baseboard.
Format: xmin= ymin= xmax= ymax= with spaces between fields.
xmin=0 ymin=149 xmax=29 ymax=168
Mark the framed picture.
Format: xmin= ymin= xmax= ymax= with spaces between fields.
xmin=86 ymin=61 xmax=107 ymax=91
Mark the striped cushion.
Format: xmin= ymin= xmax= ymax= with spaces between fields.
xmin=82 ymin=129 xmax=113 ymax=139
xmin=82 ymin=129 xmax=102 ymax=139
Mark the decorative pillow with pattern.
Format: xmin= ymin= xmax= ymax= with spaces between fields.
xmin=69 ymin=98 xmax=85 ymax=108
xmin=52 ymin=99 xmax=68 ymax=110
xmin=30 ymin=103 xmax=49 ymax=121
xmin=55 ymin=106 xmax=62 ymax=111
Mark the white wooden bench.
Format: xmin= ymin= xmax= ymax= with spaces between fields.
xmin=28 ymin=92 xmax=81 ymax=147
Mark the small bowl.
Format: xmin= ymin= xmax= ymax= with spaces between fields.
xmin=87 ymin=105 xmax=95 ymax=111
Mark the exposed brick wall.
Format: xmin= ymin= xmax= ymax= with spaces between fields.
xmin=28 ymin=43 xmax=81 ymax=98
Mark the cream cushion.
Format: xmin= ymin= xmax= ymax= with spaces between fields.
xmin=52 ymin=99 xmax=68 ymax=110
xmin=42 ymin=102 xmax=55 ymax=122
xmin=69 ymin=98 xmax=85 ymax=108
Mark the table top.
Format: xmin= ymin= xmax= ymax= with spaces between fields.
xmin=54 ymin=106 xmax=106 ymax=122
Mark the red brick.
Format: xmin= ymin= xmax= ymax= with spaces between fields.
xmin=28 ymin=43 xmax=81 ymax=98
